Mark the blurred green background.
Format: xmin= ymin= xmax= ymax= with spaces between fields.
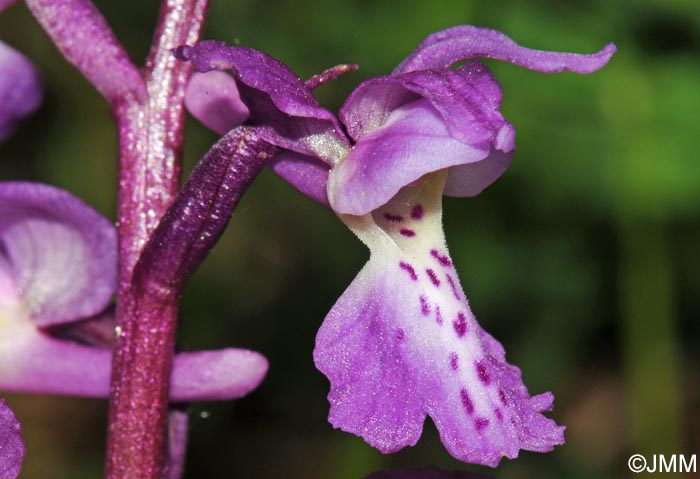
xmin=1 ymin=0 xmax=699 ymax=477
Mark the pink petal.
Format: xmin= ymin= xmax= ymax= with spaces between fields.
xmin=0 ymin=182 xmax=116 ymax=326
xmin=0 ymin=324 xmax=267 ymax=401
xmin=185 ymin=71 xmax=249 ymax=135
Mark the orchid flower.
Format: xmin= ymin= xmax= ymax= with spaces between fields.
xmin=175 ymin=25 xmax=614 ymax=466
xmin=0 ymin=0 xmax=42 ymax=143
xmin=0 ymin=181 xmax=267 ymax=401
xmin=0 ymin=398 xmax=22 ymax=479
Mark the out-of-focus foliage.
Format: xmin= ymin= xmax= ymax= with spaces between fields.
xmin=1 ymin=0 xmax=698 ymax=478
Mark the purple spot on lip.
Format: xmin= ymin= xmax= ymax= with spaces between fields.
xmin=399 ymin=261 xmax=417 ymax=281
xmin=460 ymin=388 xmax=474 ymax=414
xmin=400 ymin=228 xmax=416 ymax=237
xmin=453 ymin=312 xmax=467 ymax=338
xmin=383 ymin=212 xmax=403 ymax=223
xmin=498 ymin=388 xmax=508 ymax=405
xmin=495 ymin=408 xmax=503 ymax=421
xmin=430 ymin=249 xmax=452 ymax=267
xmin=419 ymin=295 xmax=430 ymax=316
xmin=435 ymin=305 xmax=444 ymax=325
xmin=396 ymin=328 xmax=405 ymax=341
xmin=476 ymin=361 xmax=490 ymax=385
xmin=474 ymin=417 xmax=490 ymax=431
xmin=426 ymin=269 xmax=440 ymax=287
xmin=411 ymin=204 xmax=424 ymax=220
xmin=449 ymin=352 xmax=459 ymax=371
xmin=446 ymin=274 xmax=460 ymax=300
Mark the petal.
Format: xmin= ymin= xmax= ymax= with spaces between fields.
xmin=268 ymin=151 xmax=330 ymax=206
xmin=330 ymin=98 xmax=511 ymax=216
xmin=0 ymin=182 xmax=116 ymax=326
xmin=393 ymin=25 xmax=616 ymax=75
xmin=170 ymin=349 xmax=268 ymax=402
xmin=341 ymin=62 xmax=504 ymax=144
xmin=0 ymin=41 xmax=42 ymax=143
xmin=315 ymin=174 xmax=564 ymax=466
xmin=0 ymin=398 xmax=23 ymax=479
xmin=0 ymin=323 xmax=267 ymax=401
xmin=184 ymin=71 xmax=249 ymax=135
xmin=184 ymin=74 xmax=330 ymax=205
xmin=175 ymin=42 xmax=349 ymax=164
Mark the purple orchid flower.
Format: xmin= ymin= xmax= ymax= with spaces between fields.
xmin=0 ymin=0 xmax=42 ymax=143
xmin=175 ymin=26 xmax=614 ymax=466
xmin=0 ymin=398 xmax=23 ymax=479
xmin=0 ymin=181 xmax=267 ymax=401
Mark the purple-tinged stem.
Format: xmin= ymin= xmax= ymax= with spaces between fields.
xmin=24 ymin=0 xmax=145 ymax=105
xmin=105 ymin=0 xmax=210 ymax=478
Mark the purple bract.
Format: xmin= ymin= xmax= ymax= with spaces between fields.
xmin=176 ymin=25 xmax=614 ymax=466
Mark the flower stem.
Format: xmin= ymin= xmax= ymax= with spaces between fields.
xmin=105 ymin=1 xmax=209 ymax=478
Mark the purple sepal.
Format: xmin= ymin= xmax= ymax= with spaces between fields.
xmin=175 ymin=42 xmax=349 ymax=162
xmin=268 ymin=152 xmax=331 ymax=206
xmin=177 ymin=44 xmax=347 ymax=203
xmin=0 ymin=398 xmax=24 ymax=479
xmin=393 ymin=25 xmax=616 ymax=75
xmin=0 ymin=41 xmax=42 ymax=143
xmin=0 ymin=182 xmax=116 ymax=326
xmin=332 ymin=62 xmax=515 ymax=215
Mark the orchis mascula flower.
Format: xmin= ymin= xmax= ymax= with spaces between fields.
xmin=0 ymin=0 xmax=42 ymax=143
xmin=0 ymin=398 xmax=22 ymax=479
xmin=175 ymin=26 xmax=614 ymax=466
xmin=0 ymin=182 xmax=267 ymax=400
